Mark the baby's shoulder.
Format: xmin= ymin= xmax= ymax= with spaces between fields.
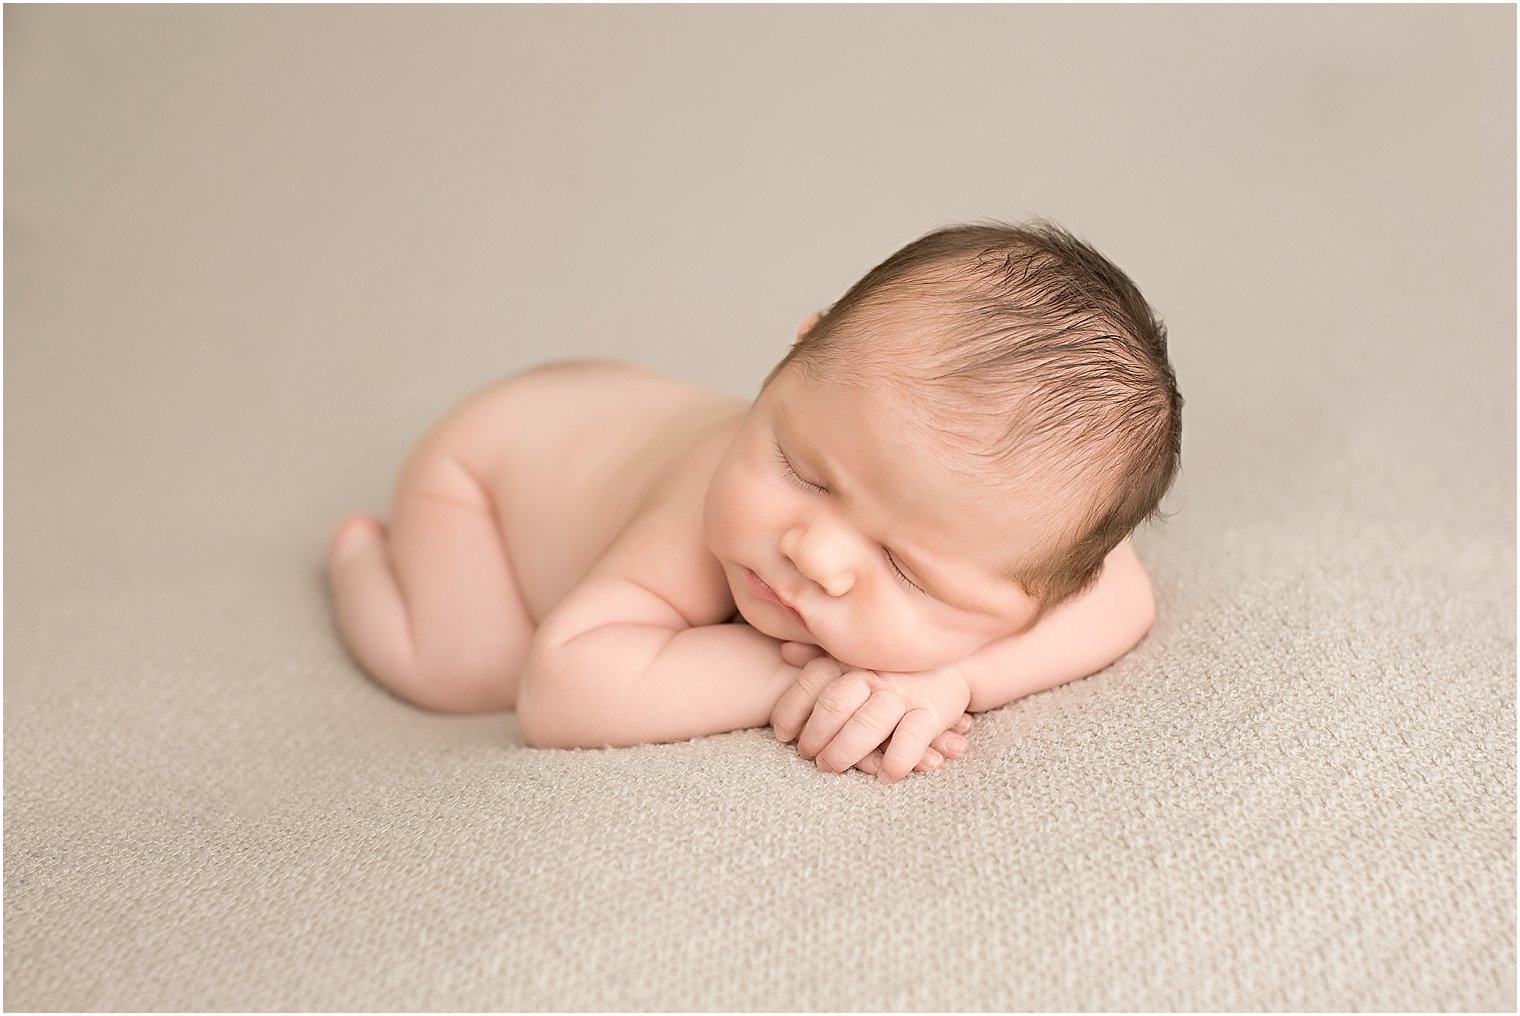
xmin=448 ymin=358 xmax=742 ymax=469
xmin=503 ymin=357 xmax=745 ymax=463
xmin=498 ymin=360 xmax=745 ymax=626
xmin=462 ymin=360 xmax=745 ymax=622
xmin=504 ymin=358 xmax=726 ymax=410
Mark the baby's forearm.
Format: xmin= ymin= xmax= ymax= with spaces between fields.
xmin=517 ymin=621 xmax=794 ymax=749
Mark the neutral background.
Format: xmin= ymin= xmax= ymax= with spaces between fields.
xmin=6 ymin=5 xmax=1514 ymax=1011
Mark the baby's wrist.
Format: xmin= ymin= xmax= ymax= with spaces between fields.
xmin=932 ymin=661 xmax=975 ymax=710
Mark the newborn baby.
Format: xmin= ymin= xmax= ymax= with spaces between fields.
xmin=327 ymin=222 xmax=1182 ymax=783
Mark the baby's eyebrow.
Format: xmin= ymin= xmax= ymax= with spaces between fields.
xmin=773 ymin=396 xmax=803 ymax=434
xmin=773 ymin=408 xmax=837 ymax=487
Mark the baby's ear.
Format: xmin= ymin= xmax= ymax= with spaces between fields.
xmin=795 ymin=311 xmax=823 ymax=346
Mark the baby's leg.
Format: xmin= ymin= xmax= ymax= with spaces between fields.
xmin=327 ymin=438 xmax=532 ymax=713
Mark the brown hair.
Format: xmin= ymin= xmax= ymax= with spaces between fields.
xmin=771 ymin=221 xmax=1182 ymax=611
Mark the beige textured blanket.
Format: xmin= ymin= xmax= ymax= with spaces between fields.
xmin=6 ymin=6 xmax=1513 ymax=1010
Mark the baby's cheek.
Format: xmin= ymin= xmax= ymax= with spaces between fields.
xmin=894 ymin=617 xmax=980 ymax=672
xmin=831 ymin=613 xmax=939 ymax=673
xmin=701 ymin=478 xmax=741 ymax=550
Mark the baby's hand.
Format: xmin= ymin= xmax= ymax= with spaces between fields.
xmin=770 ymin=643 xmax=974 ymax=784
xmin=853 ymin=711 xmax=975 ymax=780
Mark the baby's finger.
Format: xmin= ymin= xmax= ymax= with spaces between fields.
xmin=796 ymin=675 xmax=871 ymax=761
xmin=769 ymin=684 xmax=813 ymax=744
xmin=930 ymin=729 xmax=970 ymax=761
xmin=855 ymin=749 xmax=884 ymax=776
xmin=814 ymin=693 xmax=908 ymax=773
xmin=913 ymin=747 xmax=946 ymax=773
xmin=877 ymin=708 xmax=943 ymax=784
xmin=952 ymin=713 xmax=974 ymax=735
xmin=770 ymin=660 xmax=836 ymax=742
xmin=780 ymin=642 xmax=826 ymax=668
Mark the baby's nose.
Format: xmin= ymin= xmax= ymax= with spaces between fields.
xmin=813 ymin=569 xmax=854 ymax=598
xmin=780 ymin=526 xmax=855 ymax=597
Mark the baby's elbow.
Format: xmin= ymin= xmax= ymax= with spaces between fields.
xmin=515 ymin=650 xmax=580 ymax=749
xmin=1126 ymin=558 xmax=1157 ymax=648
xmin=515 ymin=646 xmax=615 ymax=750
xmin=1096 ymin=539 xmax=1156 ymax=654
xmin=515 ymin=682 xmax=566 ymax=749
xmin=517 ymin=682 xmax=597 ymax=749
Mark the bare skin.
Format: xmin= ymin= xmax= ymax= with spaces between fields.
xmin=328 ymin=328 xmax=1157 ymax=782
xmin=328 ymin=360 xmax=743 ymax=709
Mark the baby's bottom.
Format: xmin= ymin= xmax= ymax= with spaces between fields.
xmin=326 ymin=435 xmax=533 ymax=713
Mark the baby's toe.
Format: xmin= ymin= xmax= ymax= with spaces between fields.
xmin=329 ymin=514 xmax=384 ymax=564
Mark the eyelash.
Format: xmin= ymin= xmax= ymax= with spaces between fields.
xmin=884 ymin=548 xmax=927 ymax=595
xmin=774 ymin=441 xmax=927 ymax=596
xmin=774 ymin=441 xmax=828 ymax=495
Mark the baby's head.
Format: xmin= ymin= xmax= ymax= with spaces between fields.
xmin=776 ymin=221 xmax=1181 ymax=606
xmin=705 ymin=221 xmax=1181 ymax=672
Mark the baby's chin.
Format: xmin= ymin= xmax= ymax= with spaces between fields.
xmin=732 ymin=603 xmax=801 ymax=646
xmin=773 ymin=626 xmax=962 ymax=674
xmin=730 ymin=603 xmax=846 ymax=662
xmin=731 ymin=589 xmax=965 ymax=673
xmin=827 ymin=644 xmax=962 ymax=675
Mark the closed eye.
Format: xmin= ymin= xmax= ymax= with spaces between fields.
xmin=774 ymin=441 xmax=827 ymax=495
xmin=884 ymin=548 xmax=928 ymax=596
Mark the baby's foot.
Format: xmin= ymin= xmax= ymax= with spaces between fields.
xmin=328 ymin=513 xmax=385 ymax=569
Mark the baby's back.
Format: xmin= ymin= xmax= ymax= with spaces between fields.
xmin=437 ymin=360 xmax=745 ymax=621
